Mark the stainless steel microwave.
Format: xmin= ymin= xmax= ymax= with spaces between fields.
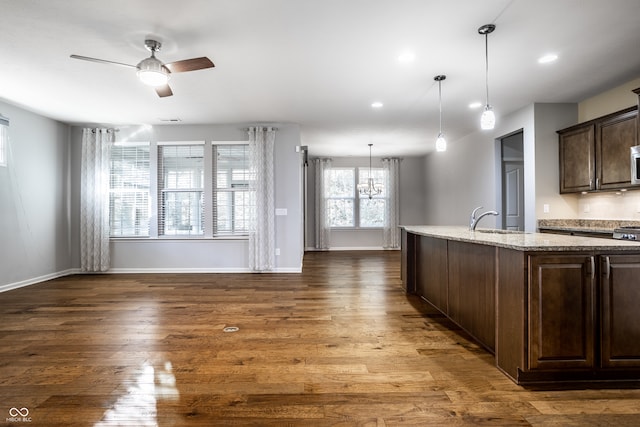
xmin=632 ymin=145 xmax=640 ymax=185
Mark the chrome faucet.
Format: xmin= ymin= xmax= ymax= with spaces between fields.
xmin=469 ymin=206 xmax=499 ymax=231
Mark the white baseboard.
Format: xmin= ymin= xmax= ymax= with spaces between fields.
xmin=0 ymin=269 xmax=77 ymax=293
xmin=93 ymin=267 xmax=303 ymax=274
xmin=305 ymin=246 xmax=399 ymax=251
xmin=0 ymin=265 xmax=304 ymax=293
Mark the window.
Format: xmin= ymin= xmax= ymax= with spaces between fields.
xmin=158 ymin=143 xmax=205 ymax=236
xmin=326 ymin=168 xmax=355 ymax=227
xmin=358 ymin=168 xmax=386 ymax=227
xmin=0 ymin=115 xmax=8 ymax=167
xmin=109 ymin=142 xmax=150 ymax=236
xmin=107 ymin=140 xmax=251 ymax=239
xmin=213 ymin=144 xmax=252 ymax=235
xmin=325 ymin=167 xmax=387 ymax=228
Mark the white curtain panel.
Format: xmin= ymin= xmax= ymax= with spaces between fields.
xmin=383 ymin=158 xmax=401 ymax=249
xmin=314 ymin=158 xmax=332 ymax=250
xmin=248 ymin=126 xmax=276 ymax=272
xmin=80 ymin=128 xmax=112 ymax=272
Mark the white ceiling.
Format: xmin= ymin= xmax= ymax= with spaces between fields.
xmin=1 ymin=0 xmax=639 ymax=157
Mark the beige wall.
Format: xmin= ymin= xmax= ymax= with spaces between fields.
xmin=579 ymin=77 xmax=640 ymax=122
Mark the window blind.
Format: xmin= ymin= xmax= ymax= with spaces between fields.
xmin=158 ymin=143 xmax=205 ymax=236
xmin=212 ymin=144 xmax=251 ymax=235
xmin=109 ymin=142 xmax=150 ymax=236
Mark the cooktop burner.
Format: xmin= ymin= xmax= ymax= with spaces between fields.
xmin=613 ymin=226 xmax=640 ymax=240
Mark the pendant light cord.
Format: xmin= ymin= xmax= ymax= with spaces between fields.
xmin=484 ymin=32 xmax=490 ymax=106
xmin=438 ymin=80 xmax=443 ymax=133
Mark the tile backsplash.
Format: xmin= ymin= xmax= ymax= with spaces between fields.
xmin=577 ymin=191 xmax=640 ymax=220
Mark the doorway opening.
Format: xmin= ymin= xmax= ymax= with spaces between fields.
xmin=500 ymin=131 xmax=525 ymax=231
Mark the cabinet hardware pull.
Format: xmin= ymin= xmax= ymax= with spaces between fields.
xmin=604 ymin=256 xmax=610 ymax=279
xmin=590 ymin=256 xmax=595 ymax=280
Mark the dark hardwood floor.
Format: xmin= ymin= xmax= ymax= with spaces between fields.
xmin=1 ymin=251 xmax=640 ymax=426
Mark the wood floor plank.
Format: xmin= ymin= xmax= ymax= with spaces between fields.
xmin=1 ymin=251 xmax=640 ymax=425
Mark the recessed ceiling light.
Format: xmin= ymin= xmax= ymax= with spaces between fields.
xmin=371 ymin=102 xmax=384 ymax=108
xmin=468 ymin=102 xmax=483 ymax=109
xmin=398 ymin=51 xmax=416 ymax=63
xmin=538 ymin=54 xmax=558 ymax=64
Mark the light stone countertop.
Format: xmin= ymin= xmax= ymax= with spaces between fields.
xmin=402 ymin=225 xmax=640 ymax=252
xmin=537 ymin=219 xmax=640 ymax=235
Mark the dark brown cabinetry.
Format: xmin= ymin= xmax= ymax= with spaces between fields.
xmin=559 ymin=125 xmax=595 ymax=193
xmin=600 ymin=254 xmax=640 ymax=368
xmin=558 ymin=106 xmax=638 ymax=193
xmin=448 ymin=241 xmax=496 ymax=352
xmin=400 ymin=229 xmax=416 ymax=294
xmin=404 ymin=231 xmax=640 ymax=385
xmin=414 ymin=238 xmax=495 ymax=352
xmin=528 ymin=254 xmax=595 ymax=370
xmin=415 ymin=236 xmax=448 ymax=313
xmin=597 ymin=109 xmax=638 ymax=190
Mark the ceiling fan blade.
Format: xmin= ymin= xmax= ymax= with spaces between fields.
xmin=155 ymin=84 xmax=173 ymax=98
xmin=70 ymin=54 xmax=136 ymax=69
xmin=164 ymin=57 xmax=214 ymax=73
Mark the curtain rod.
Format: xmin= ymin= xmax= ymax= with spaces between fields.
xmin=243 ymin=127 xmax=278 ymax=131
xmin=90 ymin=128 xmax=119 ymax=133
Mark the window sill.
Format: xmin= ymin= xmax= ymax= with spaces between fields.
xmin=330 ymin=227 xmax=384 ymax=231
xmin=110 ymin=236 xmax=249 ymax=242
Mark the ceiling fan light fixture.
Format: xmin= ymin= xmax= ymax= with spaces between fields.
xmin=137 ymin=56 xmax=169 ymax=86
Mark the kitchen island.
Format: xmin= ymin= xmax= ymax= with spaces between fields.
xmin=402 ymin=226 xmax=640 ymax=385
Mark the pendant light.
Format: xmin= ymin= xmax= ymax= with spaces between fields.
xmin=357 ymin=143 xmax=384 ymax=199
xmin=434 ymin=75 xmax=447 ymax=152
xmin=478 ymin=24 xmax=496 ymax=130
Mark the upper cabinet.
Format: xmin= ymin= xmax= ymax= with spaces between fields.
xmin=597 ymin=108 xmax=638 ymax=190
xmin=559 ymin=105 xmax=638 ymax=193
xmin=559 ymin=123 xmax=596 ymax=193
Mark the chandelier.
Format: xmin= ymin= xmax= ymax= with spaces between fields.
xmin=357 ymin=143 xmax=384 ymax=199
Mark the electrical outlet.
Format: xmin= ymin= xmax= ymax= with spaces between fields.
xmin=275 ymin=248 xmax=280 ymax=256
xmin=543 ymin=204 xmax=550 ymax=213
xmin=584 ymin=204 xmax=590 ymax=213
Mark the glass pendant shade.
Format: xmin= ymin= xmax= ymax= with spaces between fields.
xmin=435 ymin=133 xmax=447 ymax=152
xmin=137 ymin=56 xmax=169 ymax=86
xmin=480 ymin=105 xmax=495 ymax=130
xmin=434 ymin=74 xmax=447 ymax=152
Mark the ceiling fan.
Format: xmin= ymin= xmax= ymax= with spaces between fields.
xmin=70 ymin=39 xmax=214 ymax=97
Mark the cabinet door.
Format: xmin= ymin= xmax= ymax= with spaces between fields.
xmin=528 ymin=255 xmax=595 ymax=370
xmin=559 ymin=124 xmax=595 ymax=193
xmin=597 ymin=109 xmax=637 ymax=190
xmin=448 ymin=241 xmax=496 ymax=352
xmin=415 ymin=236 xmax=448 ymax=313
xmin=601 ymin=255 xmax=640 ymax=368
